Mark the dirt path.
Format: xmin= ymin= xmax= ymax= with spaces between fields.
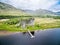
xmin=0 ymin=31 xmax=20 ymax=36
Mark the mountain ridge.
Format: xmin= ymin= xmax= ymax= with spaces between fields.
xmin=0 ymin=2 xmax=29 ymax=16
xmin=22 ymin=9 xmax=60 ymax=16
xmin=0 ymin=2 xmax=60 ymax=16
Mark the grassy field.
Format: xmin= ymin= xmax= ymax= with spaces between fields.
xmin=35 ymin=17 xmax=60 ymax=29
xmin=0 ymin=16 xmax=60 ymax=32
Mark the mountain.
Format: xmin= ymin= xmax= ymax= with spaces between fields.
xmin=0 ymin=2 xmax=59 ymax=16
xmin=0 ymin=2 xmax=29 ymax=16
xmin=55 ymin=12 xmax=60 ymax=15
xmin=23 ymin=9 xmax=59 ymax=16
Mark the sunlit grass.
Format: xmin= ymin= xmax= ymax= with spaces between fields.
xmin=0 ymin=17 xmax=60 ymax=32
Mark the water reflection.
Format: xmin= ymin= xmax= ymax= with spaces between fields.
xmin=23 ymin=32 xmax=26 ymax=34
xmin=0 ymin=28 xmax=60 ymax=45
xmin=30 ymin=31 xmax=34 ymax=35
xmin=23 ymin=31 xmax=34 ymax=35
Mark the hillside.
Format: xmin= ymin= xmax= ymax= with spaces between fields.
xmin=0 ymin=2 xmax=60 ymax=17
xmin=55 ymin=12 xmax=60 ymax=15
xmin=0 ymin=2 xmax=29 ymax=16
xmin=23 ymin=9 xmax=59 ymax=16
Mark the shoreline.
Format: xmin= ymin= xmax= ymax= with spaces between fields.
xmin=0 ymin=31 xmax=20 ymax=36
xmin=0 ymin=28 xmax=60 ymax=36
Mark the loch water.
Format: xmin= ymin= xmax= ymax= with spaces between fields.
xmin=0 ymin=28 xmax=60 ymax=45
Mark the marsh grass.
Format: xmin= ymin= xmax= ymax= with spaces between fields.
xmin=0 ymin=17 xmax=60 ymax=32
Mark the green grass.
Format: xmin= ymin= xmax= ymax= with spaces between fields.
xmin=0 ymin=17 xmax=60 ymax=32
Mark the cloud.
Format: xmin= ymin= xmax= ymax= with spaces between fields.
xmin=0 ymin=0 xmax=59 ymax=11
xmin=7 ymin=0 xmax=57 ymax=10
xmin=49 ymin=0 xmax=60 ymax=12
xmin=50 ymin=5 xmax=60 ymax=12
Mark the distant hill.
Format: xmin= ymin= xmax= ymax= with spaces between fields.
xmin=23 ymin=9 xmax=60 ymax=16
xmin=55 ymin=12 xmax=60 ymax=15
xmin=0 ymin=2 xmax=29 ymax=16
xmin=0 ymin=2 xmax=59 ymax=16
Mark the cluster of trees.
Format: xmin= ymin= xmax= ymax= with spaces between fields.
xmin=36 ymin=15 xmax=60 ymax=19
xmin=46 ymin=15 xmax=60 ymax=19
xmin=0 ymin=15 xmax=20 ymax=19
xmin=0 ymin=15 xmax=32 ymax=19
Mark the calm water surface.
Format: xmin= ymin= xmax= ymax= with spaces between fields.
xmin=0 ymin=28 xmax=60 ymax=45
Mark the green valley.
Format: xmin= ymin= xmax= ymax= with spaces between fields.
xmin=0 ymin=2 xmax=60 ymax=32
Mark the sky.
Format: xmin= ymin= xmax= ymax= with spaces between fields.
xmin=0 ymin=0 xmax=60 ymax=12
